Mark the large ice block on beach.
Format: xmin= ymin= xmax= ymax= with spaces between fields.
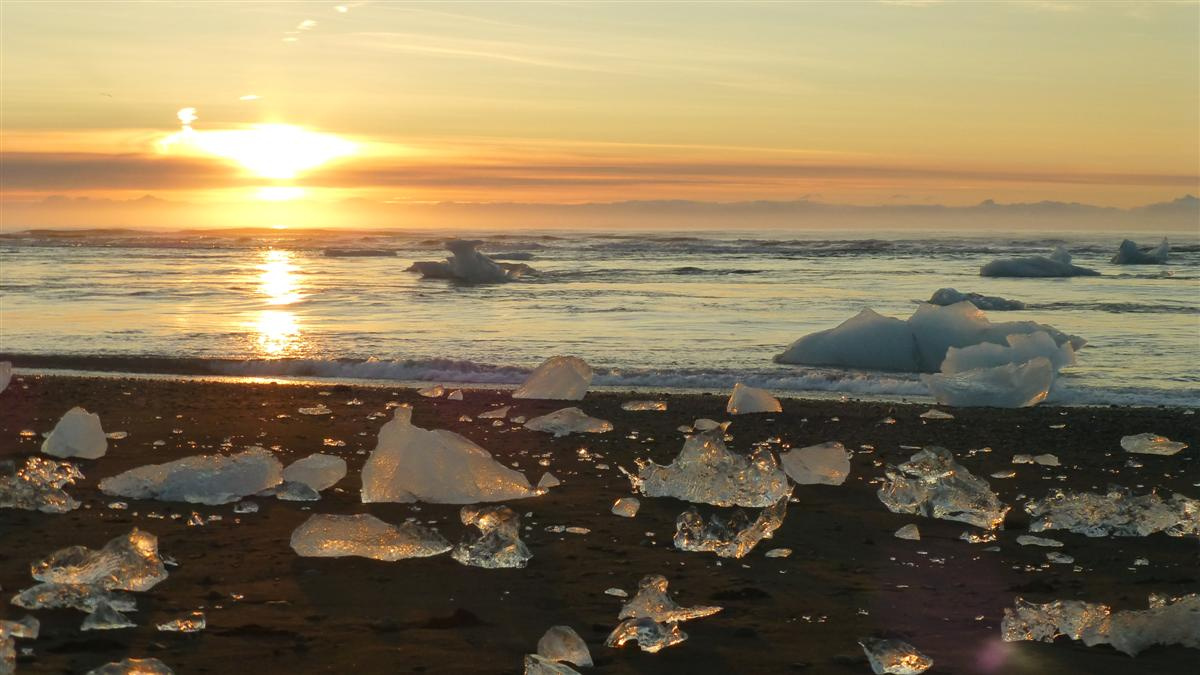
xmin=877 ymin=447 xmax=1009 ymax=529
xmin=1002 ymin=594 xmax=1199 ymax=656
xmin=290 ymin=513 xmax=451 ymax=560
xmin=408 ymin=239 xmax=534 ymax=283
xmin=523 ymin=407 xmax=612 ymax=437
xmin=537 ymin=625 xmax=593 ymax=667
xmin=283 ymin=453 xmax=347 ymax=491
xmin=32 ymin=528 xmax=167 ymax=592
xmin=673 ymin=496 xmax=787 ymax=558
xmin=0 ymin=361 xmax=11 ymax=394
xmin=1111 ymin=238 xmax=1169 ymax=264
xmin=928 ymin=288 xmax=1025 ymax=311
xmin=42 ymin=407 xmax=108 ymax=459
xmin=513 ymin=356 xmax=593 ymax=400
xmin=780 ymin=441 xmax=851 ymax=486
xmin=1024 ymin=488 xmax=1198 ymax=537
xmin=1120 ymin=433 xmax=1188 ymax=456
xmin=85 ymin=658 xmax=174 ymax=675
xmin=451 ymin=505 xmax=532 ymax=568
xmin=858 ymin=638 xmax=933 ymax=674
xmin=99 ymin=447 xmax=283 ymax=505
xmin=726 ymin=383 xmax=782 ymax=414
xmin=633 ymin=429 xmax=789 ymax=507
xmin=361 ymin=407 xmax=535 ymax=504
xmin=1 ymin=456 xmax=83 ymax=513
xmin=941 ymin=331 xmax=1075 ymax=374
xmin=11 ymin=583 xmax=136 ymax=613
xmin=618 ymin=574 xmax=722 ymax=623
xmin=980 ymin=246 xmax=1100 ymax=277
xmin=922 ymin=357 xmax=1054 ymax=408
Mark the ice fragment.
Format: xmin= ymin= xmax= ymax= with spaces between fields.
xmin=32 ymin=529 xmax=167 ymax=592
xmin=523 ymin=408 xmax=612 ymax=437
xmin=621 ymin=400 xmax=667 ymax=411
xmin=1025 ymin=488 xmax=1198 ymax=537
xmin=633 ymin=429 xmax=789 ymax=507
xmin=673 ymin=496 xmax=787 ymax=558
xmin=290 ymin=513 xmax=451 ymax=560
xmin=611 ymin=497 xmax=640 ymax=518
xmin=41 ymin=407 xmax=107 ymax=459
xmin=1 ymin=456 xmax=83 ymax=513
xmin=894 ymin=524 xmax=921 ymax=540
xmin=85 ymin=658 xmax=174 ymax=675
xmin=1121 ymin=433 xmax=1187 ymax=456
xmin=81 ymin=601 xmax=136 ymax=631
xmin=513 ymin=356 xmax=592 ymax=401
xmin=99 ymin=448 xmax=283 ymax=505
xmin=536 ymin=625 xmax=593 ymax=667
xmin=858 ymin=637 xmax=933 ymax=674
xmin=451 ymin=505 xmax=532 ymax=568
xmin=726 ymin=383 xmax=782 ymax=414
xmin=780 ymin=441 xmax=851 ymax=486
xmin=156 ymin=611 xmax=206 ymax=633
xmin=282 ymin=453 xmax=347 ymax=491
xmin=876 ymin=447 xmax=1009 ymax=530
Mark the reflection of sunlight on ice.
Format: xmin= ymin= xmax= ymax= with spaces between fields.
xmin=259 ymin=249 xmax=301 ymax=305
xmin=256 ymin=309 xmax=300 ymax=355
xmin=254 ymin=250 xmax=304 ymax=355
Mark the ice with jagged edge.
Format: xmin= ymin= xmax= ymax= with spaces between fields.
xmin=726 ymin=382 xmax=782 ymax=414
xmin=858 ymin=637 xmax=934 ymax=674
xmin=536 ymin=625 xmax=593 ymax=667
xmin=1024 ymin=488 xmax=1198 ymax=537
xmin=923 ymin=356 xmax=1055 ymax=408
xmin=941 ymin=330 xmax=1076 ymax=373
xmin=877 ymin=447 xmax=1009 ymax=530
xmin=632 ymin=428 xmax=789 ymax=507
xmin=673 ymin=495 xmax=788 ymax=558
xmin=85 ymin=657 xmax=175 ymax=675
xmin=290 ymin=513 xmax=451 ymax=561
xmin=157 ymin=612 xmax=206 ymax=633
xmin=1120 ymin=433 xmax=1188 ymax=456
xmin=612 ymin=497 xmax=640 ymax=517
xmin=981 ymin=245 xmax=1100 ymax=277
xmin=81 ymin=601 xmax=137 ymax=631
xmin=0 ymin=616 xmax=38 ymax=640
xmin=1 ymin=456 xmax=83 ymax=513
xmin=283 ymin=453 xmax=347 ymax=491
xmin=928 ymin=288 xmax=1025 ymax=311
xmin=99 ymin=447 xmax=283 ymax=505
xmin=361 ymin=407 xmax=535 ymax=504
xmin=523 ymin=407 xmax=612 ymax=437
xmin=1111 ymin=238 xmax=1169 ymax=265
xmin=41 ymin=407 xmax=108 ymax=459
xmin=780 ymin=441 xmax=851 ymax=486
xmin=618 ymin=574 xmax=722 ymax=623
xmin=513 ymin=356 xmax=593 ymax=400
xmin=32 ymin=528 xmax=167 ymax=592
xmin=408 ymin=239 xmax=535 ymax=283
xmin=605 ymin=617 xmax=688 ymax=654
xmin=1002 ymin=594 xmax=1199 ymax=656
xmin=523 ymin=654 xmax=581 ymax=675
xmin=11 ymin=583 xmax=137 ymax=613
xmin=451 ymin=505 xmax=532 ymax=568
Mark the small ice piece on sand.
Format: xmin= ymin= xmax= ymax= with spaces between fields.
xmin=0 ymin=616 xmax=38 ymax=640
xmin=85 ymin=658 xmax=174 ymax=675
xmin=32 ymin=529 xmax=167 ymax=592
xmin=858 ymin=637 xmax=933 ymax=674
xmin=41 ymin=407 xmax=108 ymax=459
xmin=726 ymin=382 xmax=782 ymax=414
xmin=156 ymin=612 xmax=206 ymax=633
xmin=275 ymin=481 xmax=320 ymax=501
xmin=513 ymin=356 xmax=593 ymax=401
xmin=894 ymin=524 xmax=921 ymax=540
xmin=233 ymin=500 xmax=259 ymax=514
xmin=524 ymin=407 xmax=612 ymax=437
xmin=877 ymin=447 xmax=1009 ymax=530
xmin=10 ymin=583 xmax=136 ymax=613
xmin=765 ymin=548 xmax=792 ymax=558
xmin=780 ymin=441 xmax=851 ymax=486
xmin=1 ymin=456 xmax=83 ymax=513
xmin=673 ymin=496 xmax=788 ymax=559
xmin=1024 ymin=489 xmax=1198 ymax=537
xmin=106 ymin=431 xmax=129 ymax=440
xmin=297 ymin=404 xmax=332 ymax=415
xmin=538 ymin=473 xmax=561 ymax=489
xmin=478 ymin=406 xmax=510 ymax=419
xmin=693 ymin=418 xmax=724 ymax=431
xmin=632 ymin=429 xmax=789 ymax=507
xmin=81 ymin=602 xmax=136 ymax=631
xmin=537 ymin=625 xmax=593 ymax=667
xmin=604 ymin=588 xmax=628 ymax=598
xmin=99 ymin=447 xmax=283 ymax=505
xmin=605 ymin=617 xmax=688 ymax=653
xmin=617 ymin=575 xmax=722 ymax=623
xmin=612 ymin=497 xmax=640 ymax=518
xmin=923 ymin=357 xmax=1054 ymax=408
xmin=1002 ymin=594 xmax=1200 ymax=656
xmin=1017 ymin=535 xmax=1063 ymax=547
xmin=919 ymin=409 xmax=954 ymax=420
xmin=1121 ymin=433 xmax=1188 ymax=456
xmin=0 ymin=361 xmax=11 ymax=394
xmin=361 ymin=407 xmax=535 ymax=504
xmin=447 ymin=389 xmax=464 ymax=401
xmin=1111 ymin=237 xmax=1169 ymax=265
xmin=291 ymin=513 xmax=450 ymax=561
xmin=1046 ymin=551 xmax=1074 ymax=564
xmin=283 ymin=453 xmax=347 ymax=491
xmin=621 ymin=400 xmax=667 ymax=411
xmin=418 ymin=385 xmax=445 ymax=398
xmin=523 ymin=654 xmax=581 ymax=675
xmin=452 ymin=505 xmax=532 ymax=568
xmin=1012 ymin=454 xmax=1059 ymax=466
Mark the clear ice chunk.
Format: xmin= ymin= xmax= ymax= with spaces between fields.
xmin=780 ymin=441 xmax=851 ymax=486
xmin=512 ymin=356 xmax=593 ymax=401
xmin=523 ymin=654 xmax=581 ymax=675
xmin=536 ymin=625 xmax=593 ymax=667
xmin=418 ymin=385 xmax=445 ymax=398
xmin=538 ymin=473 xmax=561 ymax=489
xmin=361 ymin=407 xmax=535 ymax=504
xmin=156 ymin=612 xmax=206 ymax=633
xmin=448 ymin=389 xmax=464 ymax=401
xmin=81 ymin=601 xmax=136 ymax=631
xmin=451 ymin=505 xmax=532 ymax=568
xmin=282 ymin=453 xmax=347 ymax=491
xmin=478 ymin=406 xmax=510 ymax=419
xmin=0 ymin=616 xmax=38 ymax=640
xmin=876 ymin=447 xmax=1009 ymax=530
xmin=11 ymin=583 xmax=137 ymax=612
xmin=673 ymin=496 xmax=787 ymax=558
xmin=290 ymin=513 xmax=451 ymax=560
xmin=32 ymin=528 xmax=167 ymax=592
xmin=523 ymin=407 xmax=612 ymax=437
xmin=858 ymin=637 xmax=934 ymax=674
xmin=1 ymin=456 xmax=83 ymax=513
xmin=919 ymin=409 xmax=954 ymax=420
xmin=1016 ymin=535 xmax=1062 ymax=547
xmin=621 ymin=400 xmax=667 ymax=411
xmin=1002 ymin=594 xmax=1200 ymax=656
xmin=297 ymin=404 xmax=332 ymax=415
xmin=605 ymin=617 xmax=687 ymax=653
xmin=98 ymin=447 xmax=284 ymax=505
xmin=617 ymin=575 xmax=722 ymax=623
xmin=41 ymin=407 xmax=108 ymax=459
xmin=1120 ymin=433 xmax=1188 ymax=456
xmin=274 ymin=481 xmax=320 ymax=501
xmin=611 ymin=497 xmax=640 ymax=518
xmin=1024 ymin=488 xmax=1198 ymax=537
xmin=894 ymin=524 xmax=921 ymax=540
xmin=726 ymin=382 xmax=782 ymax=414
xmin=85 ymin=658 xmax=174 ymax=675
xmin=632 ymin=429 xmax=789 ymax=507
xmin=764 ymin=547 xmax=791 ymax=558
xmin=922 ymin=357 xmax=1054 ymax=408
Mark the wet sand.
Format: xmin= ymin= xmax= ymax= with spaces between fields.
xmin=1 ymin=374 xmax=1197 ymax=674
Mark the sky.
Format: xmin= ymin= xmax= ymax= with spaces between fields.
xmin=1 ymin=1 xmax=1198 ymax=228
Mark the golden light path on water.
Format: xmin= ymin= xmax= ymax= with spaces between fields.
xmin=254 ymin=249 xmax=304 ymax=355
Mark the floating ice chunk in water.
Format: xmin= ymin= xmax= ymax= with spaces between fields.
xmin=876 ymin=447 xmax=1009 ymax=530
xmin=633 ymin=429 xmax=789 ymax=507
xmin=478 ymin=406 xmax=510 ymax=419
xmin=1111 ymin=238 xmax=1169 ymax=265
xmin=0 ymin=361 xmax=11 ymax=394
xmin=726 ymin=382 xmax=782 ymax=414
xmin=928 ymin=288 xmax=1025 ymax=311
xmin=523 ymin=654 xmax=580 ymax=675
xmin=32 ymin=529 xmax=167 ymax=592
xmin=1 ymin=456 xmax=83 ymax=513
xmin=408 ymin=239 xmax=534 ymax=283
xmin=297 ymin=404 xmax=332 ymax=415
xmin=513 ymin=356 xmax=592 ymax=401
xmin=0 ymin=616 xmax=38 ymax=640
xmin=275 ymin=481 xmax=320 ymax=501
xmin=617 ymin=575 xmax=722 ymax=623
xmin=85 ymin=658 xmax=174 ymax=675
xmin=780 ymin=441 xmax=851 ymax=486
xmin=537 ymin=625 xmax=593 ymax=667
xmin=1001 ymin=594 xmax=1200 ymax=656
xmin=612 ymin=497 xmax=640 ymax=518
xmin=981 ymin=246 xmax=1100 ymax=277
xmin=605 ymin=617 xmax=687 ymax=653
xmin=99 ymin=447 xmax=283 ymax=505
xmin=894 ymin=524 xmax=921 ymax=540
xmin=447 ymin=389 xmax=463 ymax=401
xmin=919 ymin=409 xmax=954 ymax=420
xmin=524 ymin=408 xmax=612 ymax=437
xmin=538 ymin=473 xmax=560 ymax=489
xmin=418 ymin=385 xmax=445 ymax=398
xmin=361 ymin=407 xmax=535 ymax=504
xmin=922 ymin=357 xmax=1054 ymax=408
xmin=621 ymin=400 xmax=667 ymax=411
xmin=673 ymin=496 xmax=787 ymax=558
xmin=283 ymin=453 xmax=347 ymax=491
xmin=157 ymin=611 xmax=206 ymax=633
xmin=81 ymin=601 xmax=136 ymax=631
xmin=290 ymin=513 xmax=450 ymax=561
xmin=11 ymin=583 xmax=136 ymax=612
xmin=858 ymin=637 xmax=933 ymax=674
xmin=451 ymin=505 xmax=532 ymax=568
xmin=1024 ymin=488 xmax=1198 ymax=537
xmin=41 ymin=407 xmax=107 ymax=459
xmin=1121 ymin=433 xmax=1187 ymax=456
xmin=1017 ymin=535 xmax=1063 ymax=547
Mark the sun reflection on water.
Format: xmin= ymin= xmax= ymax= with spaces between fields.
xmin=253 ymin=249 xmax=304 ymax=355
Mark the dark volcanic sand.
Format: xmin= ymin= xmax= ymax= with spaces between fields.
xmin=1 ymin=374 xmax=1197 ymax=674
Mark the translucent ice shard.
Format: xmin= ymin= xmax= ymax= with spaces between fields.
xmin=523 ymin=654 xmax=581 ymax=675
xmin=536 ymin=625 xmax=593 ymax=667
xmin=673 ymin=496 xmax=787 ymax=558
xmin=512 ymin=356 xmax=593 ymax=401
xmin=858 ymin=638 xmax=933 ymax=674
xmin=876 ymin=447 xmax=1009 ymax=530
xmin=99 ymin=447 xmax=283 ymax=505
xmin=290 ymin=513 xmax=451 ymax=561
xmin=32 ymin=528 xmax=167 ymax=592
xmin=605 ymin=617 xmax=687 ymax=653
xmin=726 ymin=383 xmax=782 ymax=414
xmin=297 ymin=404 xmax=332 ymax=415
xmin=274 ymin=481 xmax=320 ymax=501
xmin=780 ymin=441 xmax=851 ymax=486
xmin=1024 ymin=488 xmax=1198 ymax=537
xmin=81 ymin=601 xmax=136 ymax=631
xmin=919 ymin=409 xmax=954 ymax=420
xmin=523 ymin=407 xmax=612 ymax=437
xmin=418 ymin=385 xmax=445 ymax=398
xmin=612 ymin=497 xmax=640 ymax=518
xmin=11 ymin=583 xmax=137 ymax=612
xmin=633 ymin=429 xmax=789 ymax=507
xmin=0 ymin=616 xmax=38 ymax=640
xmin=1016 ymin=535 xmax=1063 ymax=547
xmin=1 ymin=456 xmax=83 ymax=513
xmin=894 ymin=524 xmax=921 ymax=540
xmin=537 ymin=473 xmax=560 ymax=489
xmin=1120 ymin=433 xmax=1187 ymax=456
xmin=283 ymin=453 xmax=347 ymax=491
xmin=617 ymin=575 xmax=722 ymax=623
xmin=621 ymin=400 xmax=667 ymax=411
xmin=765 ymin=547 xmax=791 ymax=558
xmin=361 ymin=407 xmax=535 ymax=504
xmin=478 ymin=406 xmax=510 ymax=419
xmin=156 ymin=612 xmax=206 ymax=633
xmin=922 ymin=357 xmax=1054 ymax=408
xmin=448 ymin=389 xmax=464 ymax=401
xmin=451 ymin=505 xmax=532 ymax=568
xmin=85 ymin=658 xmax=174 ymax=675
xmin=41 ymin=407 xmax=108 ymax=459
xmin=1111 ymin=237 xmax=1169 ymax=265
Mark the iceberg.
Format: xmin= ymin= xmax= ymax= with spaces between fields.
xmin=877 ymin=447 xmax=1009 ymax=530
xmin=922 ymin=357 xmax=1054 ymax=408
xmin=290 ymin=513 xmax=451 ymax=560
xmin=85 ymin=658 xmax=174 ymax=675
xmin=1 ymin=456 xmax=83 ymax=513
xmin=41 ymin=407 xmax=108 ymax=459
xmin=981 ymin=245 xmax=1100 ymax=277
xmin=940 ymin=331 xmax=1075 ymax=374
xmin=282 ymin=453 xmax=347 ymax=491
xmin=451 ymin=505 xmax=532 ymax=568
xmin=1120 ymin=433 xmax=1187 ymax=456
xmin=780 ymin=441 xmax=851 ymax=486
xmin=536 ymin=625 xmax=593 ymax=667
xmin=361 ymin=407 xmax=535 ymax=504
xmin=523 ymin=407 xmax=612 ymax=437
xmin=726 ymin=383 xmax=782 ymax=414
xmin=673 ymin=496 xmax=788 ymax=558
xmin=1024 ymin=488 xmax=1198 ymax=537
xmin=523 ymin=654 xmax=581 ymax=675
xmin=32 ymin=528 xmax=167 ymax=592
xmin=407 ymin=239 xmax=534 ymax=283
xmin=1002 ymin=594 xmax=1199 ymax=656
xmin=99 ymin=447 xmax=283 ymax=505
xmin=513 ymin=356 xmax=593 ymax=400
xmin=632 ymin=429 xmax=790 ymax=507
xmin=1111 ymin=238 xmax=1169 ymax=265
xmin=858 ymin=638 xmax=934 ymax=674
xmin=928 ymin=288 xmax=1025 ymax=311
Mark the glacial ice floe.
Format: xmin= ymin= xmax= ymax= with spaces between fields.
xmin=726 ymin=382 xmax=782 ymax=414
xmin=980 ymin=245 xmax=1100 ymax=277
xmin=85 ymin=658 xmax=174 ymax=675
xmin=1120 ymin=433 xmax=1187 ymax=456
xmin=1111 ymin=238 xmax=1169 ymax=265
xmin=1024 ymin=488 xmax=1198 ymax=537
xmin=361 ymin=407 xmax=535 ymax=503
xmin=451 ymin=505 xmax=532 ymax=568
xmin=513 ymin=356 xmax=593 ymax=401
xmin=1 ymin=456 xmax=83 ymax=513
xmin=41 ymin=407 xmax=108 ymax=459
xmin=673 ymin=496 xmax=788 ymax=558
xmin=536 ymin=625 xmax=593 ymax=667
xmin=31 ymin=528 xmax=168 ymax=592
xmin=523 ymin=407 xmax=612 ymax=437
xmin=928 ymin=288 xmax=1025 ymax=311
xmin=282 ymin=453 xmax=347 ymax=491
xmin=876 ymin=447 xmax=1009 ymax=530
xmin=408 ymin=239 xmax=535 ymax=283
xmin=290 ymin=513 xmax=451 ymax=560
xmin=858 ymin=637 xmax=934 ymax=674
xmin=99 ymin=447 xmax=284 ymax=505
xmin=780 ymin=441 xmax=851 ymax=486
xmin=1002 ymin=594 xmax=1199 ymax=656
xmin=632 ymin=428 xmax=789 ymax=507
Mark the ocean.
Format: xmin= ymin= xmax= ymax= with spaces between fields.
xmin=1 ymin=228 xmax=1197 ymax=407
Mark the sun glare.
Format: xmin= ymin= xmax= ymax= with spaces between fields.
xmin=258 ymin=186 xmax=306 ymax=201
